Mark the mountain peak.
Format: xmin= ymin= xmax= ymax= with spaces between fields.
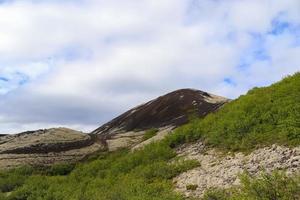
xmin=92 ymin=88 xmax=229 ymax=135
xmin=0 ymin=88 xmax=229 ymax=167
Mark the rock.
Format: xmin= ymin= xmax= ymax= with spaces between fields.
xmin=92 ymin=89 xmax=229 ymax=151
xmin=0 ymin=128 xmax=104 ymax=169
xmin=174 ymin=142 xmax=300 ymax=198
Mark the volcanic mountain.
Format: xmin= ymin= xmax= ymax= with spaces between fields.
xmin=92 ymin=89 xmax=229 ymax=135
xmin=0 ymin=88 xmax=229 ymax=168
xmin=92 ymin=89 xmax=229 ymax=151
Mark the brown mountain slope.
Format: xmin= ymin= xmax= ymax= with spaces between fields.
xmin=92 ymin=89 xmax=229 ymax=135
xmin=0 ymin=88 xmax=229 ymax=168
xmin=92 ymin=89 xmax=229 ymax=151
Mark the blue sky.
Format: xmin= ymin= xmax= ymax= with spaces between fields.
xmin=0 ymin=0 xmax=299 ymax=134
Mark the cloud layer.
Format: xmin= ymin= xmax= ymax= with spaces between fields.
xmin=0 ymin=0 xmax=299 ymax=134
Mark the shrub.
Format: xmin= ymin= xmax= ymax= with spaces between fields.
xmin=202 ymin=188 xmax=229 ymax=200
xmin=46 ymin=163 xmax=75 ymax=176
xmin=186 ymin=184 xmax=198 ymax=191
xmin=0 ymin=166 xmax=34 ymax=193
xmin=4 ymin=142 xmax=197 ymax=200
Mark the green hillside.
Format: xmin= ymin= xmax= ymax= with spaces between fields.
xmin=0 ymin=73 xmax=299 ymax=200
xmin=0 ymin=144 xmax=199 ymax=200
xmin=168 ymin=72 xmax=300 ymax=151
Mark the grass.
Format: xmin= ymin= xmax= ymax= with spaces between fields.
xmin=0 ymin=73 xmax=299 ymax=199
xmin=0 ymin=166 xmax=34 ymax=193
xmin=166 ymin=73 xmax=300 ymax=152
xmin=0 ymin=143 xmax=199 ymax=200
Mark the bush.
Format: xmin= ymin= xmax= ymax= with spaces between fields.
xmin=236 ymin=172 xmax=300 ymax=200
xmin=46 ymin=163 xmax=75 ymax=176
xmin=202 ymin=188 xmax=229 ymax=200
xmin=186 ymin=184 xmax=198 ymax=191
xmin=3 ymin=142 xmax=197 ymax=200
xmin=0 ymin=166 xmax=34 ymax=193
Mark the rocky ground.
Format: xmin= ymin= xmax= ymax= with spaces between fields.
xmin=105 ymin=126 xmax=175 ymax=151
xmin=132 ymin=126 xmax=174 ymax=151
xmin=0 ymin=128 xmax=104 ymax=169
xmin=173 ymin=141 xmax=300 ymax=198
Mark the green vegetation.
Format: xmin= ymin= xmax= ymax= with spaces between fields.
xmin=0 ymin=143 xmax=199 ymax=200
xmin=202 ymin=172 xmax=300 ymax=200
xmin=186 ymin=184 xmax=198 ymax=191
xmin=142 ymin=128 xmax=159 ymax=141
xmin=45 ymin=163 xmax=75 ymax=176
xmin=0 ymin=163 xmax=75 ymax=194
xmin=0 ymin=166 xmax=34 ymax=193
xmin=0 ymin=73 xmax=299 ymax=199
xmin=167 ymin=73 xmax=300 ymax=151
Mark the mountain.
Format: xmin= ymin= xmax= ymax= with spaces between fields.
xmin=0 ymin=89 xmax=228 ymax=168
xmin=0 ymin=74 xmax=299 ymax=200
xmin=92 ymin=89 xmax=229 ymax=151
xmin=93 ymin=89 xmax=228 ymax=135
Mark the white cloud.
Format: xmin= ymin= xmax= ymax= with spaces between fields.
xmin=0 ymin=0 xmax=299 ymax=134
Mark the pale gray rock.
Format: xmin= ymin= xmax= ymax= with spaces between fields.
xmin=173 ymin=141 xmax=300 ymax=198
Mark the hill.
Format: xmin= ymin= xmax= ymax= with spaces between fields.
xmin=92 ymin=89 xmax=228 ymax=135
xmin=168 ymin=73 xmax=300 ymax=151
xmin=0 ymin=89 xmax=227 ymax=168
xmin=0 ymin=73 xmax=299 ymax=200
xmin=0 ymin=128 xmax=103 ymax=169
xmin=92 ymin=89 xmax=228 ymax=151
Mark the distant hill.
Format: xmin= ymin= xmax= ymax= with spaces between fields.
xmin=0 ymin=128 xmax=103 ymax=169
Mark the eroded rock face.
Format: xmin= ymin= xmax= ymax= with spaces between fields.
xmin=92 ymin=89 xmax=229 ymax=150
xmin=0 ymin=128 xmax=104 ymax=169
xmin=174 ymin=142 xmax=300 ymax=198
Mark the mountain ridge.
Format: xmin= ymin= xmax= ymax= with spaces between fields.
xmin=92 ymin=88 xmax=229 ymax=135
xmin=0 ymin=74 xmax=299 ymax=200
xmin=0 ymin=88 xmax=228 ymax=168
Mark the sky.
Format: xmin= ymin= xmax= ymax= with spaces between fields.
xmin=0 ymin=0 xmax=300 ymax=134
